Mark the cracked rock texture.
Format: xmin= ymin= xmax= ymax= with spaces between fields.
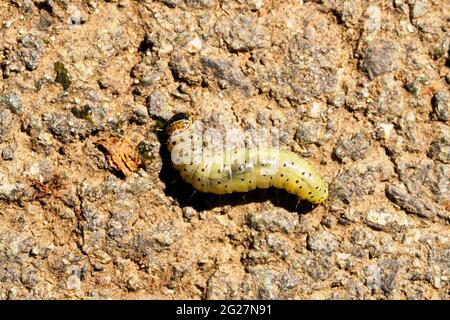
xmin=0 ymin=0 xmax=449 ymax=300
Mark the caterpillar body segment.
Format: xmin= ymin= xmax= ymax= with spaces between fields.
xmin=166 ymin=113 xmax=328 ymax=204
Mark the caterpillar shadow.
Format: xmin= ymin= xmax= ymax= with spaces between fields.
xmin=157 ymin=129 xmax=317 ymax=214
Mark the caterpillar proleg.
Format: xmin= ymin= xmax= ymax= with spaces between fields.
xmin=166 ymin=113 xmax=328 ymax=204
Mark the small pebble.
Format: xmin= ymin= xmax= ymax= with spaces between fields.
xmin=2 ymin=148 xmax=14 ymax=161
xmin=0 ymin=93 xmax=23 ymax=114
xmin=307 ymin=231 xmax=338 ymax=254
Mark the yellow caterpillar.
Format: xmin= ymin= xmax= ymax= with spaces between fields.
xmin=166 ymin=113 xmax=328 ymax=204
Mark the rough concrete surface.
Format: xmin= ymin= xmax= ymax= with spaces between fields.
xmin=0 ymin=0 xmax=449 ymax=300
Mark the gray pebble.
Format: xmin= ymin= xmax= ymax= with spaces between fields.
xmin=169 ymin=53 xmax=202 ymax=85
xmin=428 ymin=133 xmax=450 ymax=163
xmin=81 ymin=205 xmax=108 ymax=231
xmin=279 ymin=271 xmax=300 ymax=290
xmin=431 ymin=165 xmax=450 ymax=211
xmin=20 ymin=267 xmax=39 ymax=289
xmin=394 ymin=0 xmax=408 ymax=11
xmin=107 ymin=211 xmax=131 ymax=239
xmin=246 ymin=249 xmax=274 ymax=264
xmin=2 ymin=147 xmax=15 ymax=161
xmin=19 ymin=48 xmax=41 ymax=71
xmin=345 ymin=280 xmax=366 ymax=299
xmin=43 ymin=112 xmax=93 ymax=142
xmin=19 ymin=35 xmax=42 ymax=50
xmin=431 ymin=91 xmax=449 ymax=122
xmin=404 ymin=81 xmax=421 ymax=95
xmin=182 ymin=206 xmax=197 ymax=220
xmin=0 ymin=183 xmax=29 ymax=203
xmin=130 ymin=104 xmax=149 ymax=125
xmin=7 ymin=287 xmax=21 ymax=300
xmin=126 ymin=274 xmax=141 ymax=292
xmin=361 ymin=41 xmax=399 ymax=80
xmin=350 ymin=226 xmax=376 ymax=249
xmin=152 ymin=221 xmax=180 ymax=248
xmin=60 ymin=186 xmax=79 ymax=208
xmin=215 ymin=14 xmax=268 ymax=52
xmin=411 ymin=0 xmax=428 ymax=19
xmin=328 ymin=94 xmax=346 ymax=107
xmin=365 ymin=209 xmax=409 ymax=232
xmin=295 ymin=122 xmax=325 ymax=145
xmin=256 ymin=110 xmax=270 ymax=126
xmin=16 ymin=0 xmax=34 ymax=13
xmin=396 ymin=159 xmax=434 ymax=195
xmin=146 ymin=91 xmax=170 ymax=120
xmin=429 ymin=247 xmax=450 ymax=278
xmin=18 ymin=34 xmax=43 ymax=71
xmin=201 ymin=56 xmax=256 ymax=96
xmin=0 ymin=93 xmax=23 ymax=114
xmin=365 ymin=264 xmax=381 ymax=291
xmin=185 ymin=0 xmax=214 ymax=8
xmin=307 ymin=230 xmax=338 ymax=254
xmin=247 ymin=210 xmax=298 ymax=233
xmin=66 ymin=274 xmax=81 ymax=291
xmin=304 ymin=256 xmax=332 ymax=281
xmin=385 ymin=185 xmax=436 ymax=219
xmin=266 ymin=234 xmax=290 ymax=258
xmin=329 ymin=166 xmax=375 ymax=205
xmin=130 ymin=232 xmax=153 ymax=259
xmin=377 ymin=259 xmax=402 ymax=295
xmin=0 ymin=108 xmax=13 ymax=143
xmin=249 ymin=269 xmax=276 ymax=299
xmin=259 ymin=33 xmax=340 ymax=106
xmin=333 ymin=132 xmax=371 ymax=162
xmin=56 ymin=206 xmax=76 ymax=219
xmin=131 ymin=55 xmax=166 ymax=86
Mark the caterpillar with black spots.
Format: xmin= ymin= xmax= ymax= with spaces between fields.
xmin=166 ymin=113 xmax=328 ymax=204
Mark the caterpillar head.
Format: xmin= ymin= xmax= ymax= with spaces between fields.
xmin=167 ymin=113 xmax=193 ymax=152
xmin=167 ymin=113 xmax=192 ymax=136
